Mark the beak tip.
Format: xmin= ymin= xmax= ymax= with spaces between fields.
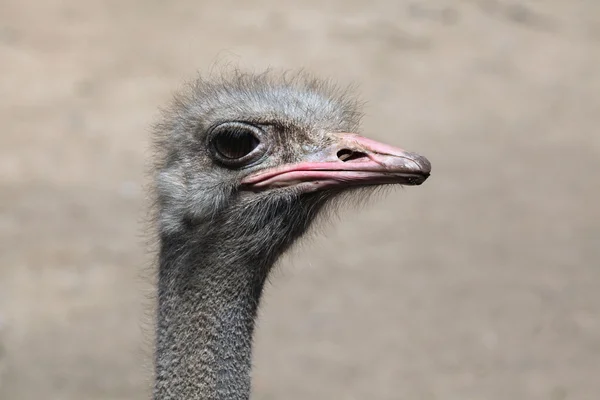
xmin=409 ymin=172 xmax=430 ymax=186
xmin=406 ymin=153 xmax=432 ymax=175
xmin=403 ymin=153 xmax=431 ymax=185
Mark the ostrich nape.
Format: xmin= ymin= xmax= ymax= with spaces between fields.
xmin=152 ymin=70 xmax=431 ymax=400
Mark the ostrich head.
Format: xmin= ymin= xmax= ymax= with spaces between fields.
xmin=153 ymin=71 xmax=430 ymax=271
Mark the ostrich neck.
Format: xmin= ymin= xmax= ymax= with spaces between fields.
xmin=153 ymin=233 xmax=270 ymax=400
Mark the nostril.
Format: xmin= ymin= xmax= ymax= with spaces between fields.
xmin=337 ymin=149 xmax=369 ymax=163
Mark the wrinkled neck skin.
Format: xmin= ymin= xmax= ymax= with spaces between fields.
xmin=153 ymin=192 xmax=326 ymax=400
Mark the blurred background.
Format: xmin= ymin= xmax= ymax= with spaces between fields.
xmin=1 ymin=0 xmax=599 ymax=399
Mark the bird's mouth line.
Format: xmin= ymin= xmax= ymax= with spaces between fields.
xmin=241 ymin=162 xmax=429 ymax=192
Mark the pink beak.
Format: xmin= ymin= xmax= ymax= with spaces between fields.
xmin=241 ymin=133 xmax=431 ymax=192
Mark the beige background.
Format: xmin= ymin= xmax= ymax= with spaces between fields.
xmin=1 ymin=1 xmax=599 ymax=399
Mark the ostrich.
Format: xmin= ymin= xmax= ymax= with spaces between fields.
xmin=151 ymin=71 xmax=431 ymax=400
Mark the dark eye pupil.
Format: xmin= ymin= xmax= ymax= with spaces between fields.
xmin=214 ymin=128 xmax=259 ymax=159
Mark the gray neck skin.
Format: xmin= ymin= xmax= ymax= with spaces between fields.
xmin=154 ymin=233 xmax=266 ymax=400
xmin=153 ymin=194 xmax=326 ymax=400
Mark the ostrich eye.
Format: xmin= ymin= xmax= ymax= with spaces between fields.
xmin=214 ymin=128 xmax=259 ymax=159
xmin=208 ymin=122 xmax=267 ymax=167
